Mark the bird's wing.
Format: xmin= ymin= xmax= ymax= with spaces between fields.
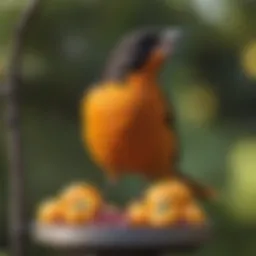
xmin=164 ymin=108 xmax=175 ymax=127
xmin=162 ymin=94 xmax=176 ymax=128
xmin=161 ymin=93 xmax=182 ymax=164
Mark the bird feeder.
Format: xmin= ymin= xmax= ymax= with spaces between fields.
xmin=4 ymin=1 xmax=212 ymax=256
xmin=32 ymin=224 xmax=210 ymax=256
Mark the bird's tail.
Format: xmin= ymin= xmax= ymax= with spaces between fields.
xmin=175 ymin=171 xmax=217 ymax=200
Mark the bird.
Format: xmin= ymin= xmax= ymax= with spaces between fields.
xmin=80 ymin=27 xmax=216 ymax=200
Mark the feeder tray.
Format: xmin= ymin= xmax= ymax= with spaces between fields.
xmin=31 ymin=223 xmax=211 ymax=255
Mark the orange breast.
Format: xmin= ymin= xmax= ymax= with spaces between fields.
xmin=80 ymin=81 xmax=177 ymax=178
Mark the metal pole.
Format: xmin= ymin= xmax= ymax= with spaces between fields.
xmin=5 ymin=1 xmax=42 ymax=256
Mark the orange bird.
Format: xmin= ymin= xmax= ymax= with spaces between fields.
xmin=80 ymin=28 xmax=215 ymax=200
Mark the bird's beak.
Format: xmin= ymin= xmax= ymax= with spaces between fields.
xmin=159 ymin=28 xmax=183 ymax=57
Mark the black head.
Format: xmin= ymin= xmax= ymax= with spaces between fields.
xmin=102 ymin=27 xmax=182 ymax=81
